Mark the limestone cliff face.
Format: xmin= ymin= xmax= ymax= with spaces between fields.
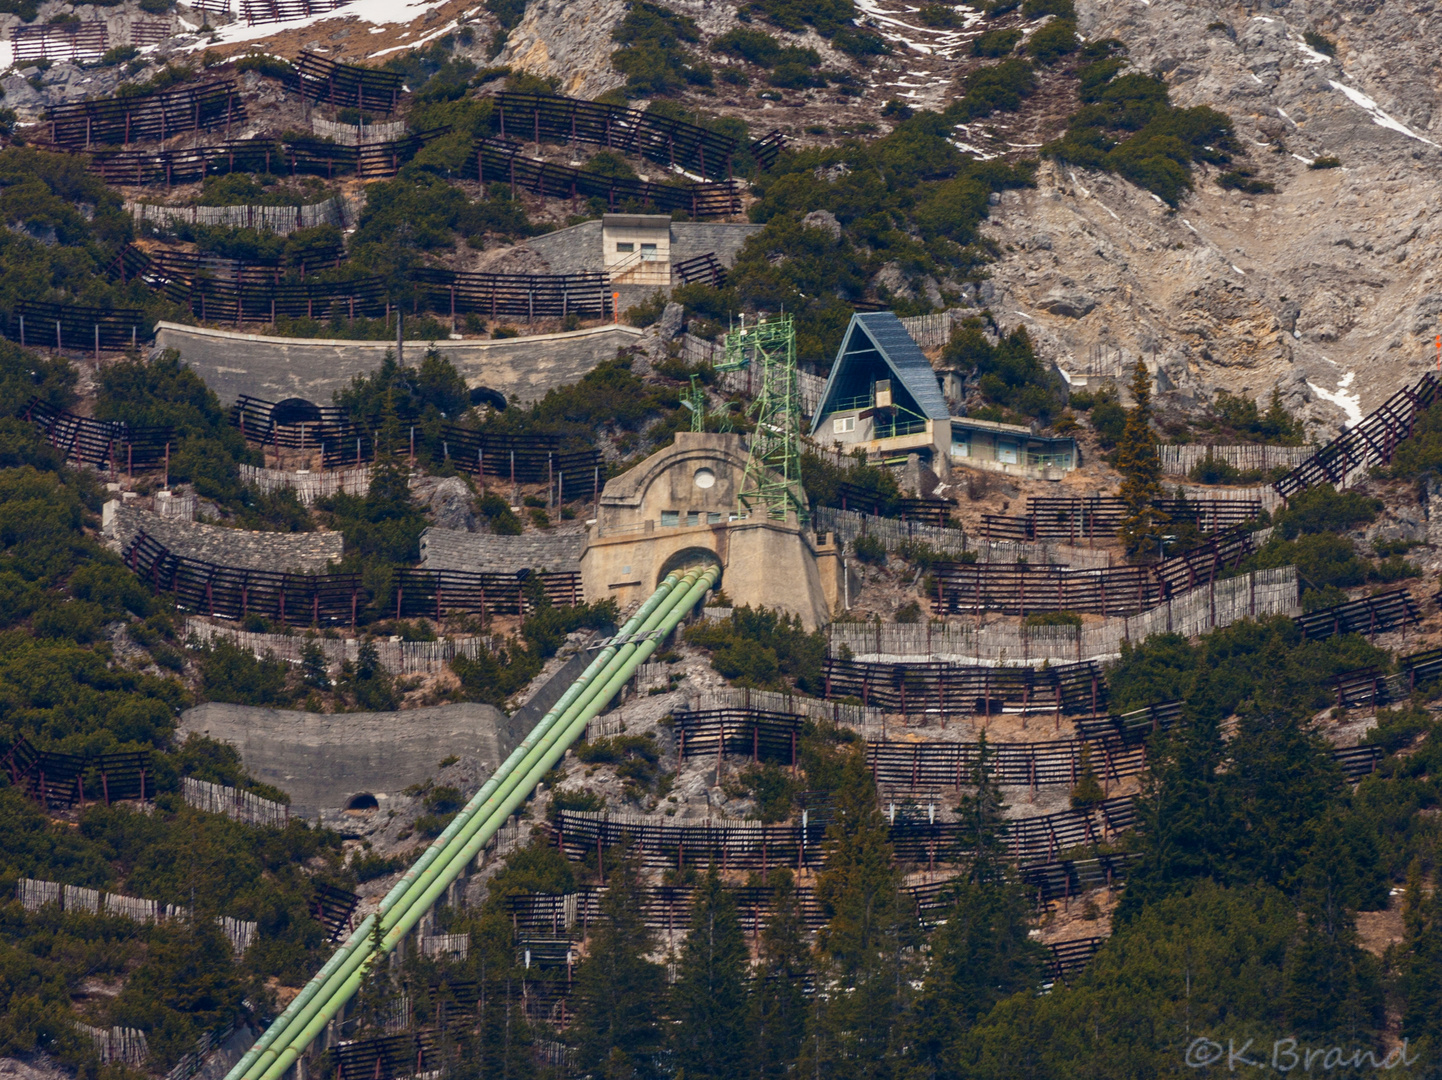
xmin=980 ymin=0 xmax=1442 ymax=430
xmin=496 ymin=0 xmax=629 ymax=99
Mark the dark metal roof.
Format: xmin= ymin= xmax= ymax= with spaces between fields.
xmin=810 ymin=313 xmax=950 ymax=435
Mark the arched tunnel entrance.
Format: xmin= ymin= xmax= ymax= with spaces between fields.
xmin=657 ymin=546 xmax=724 ymax=592
xmin=469 ymin=386 xmax=507 ymax=411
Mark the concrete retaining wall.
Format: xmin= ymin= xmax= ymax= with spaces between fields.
xmin=419 ymin=526 xmax=586 ymax=575
xmin=154 ymin=322 xmax=645 ymax=407
xmin=524 ymin=220 xmax=604 ymax=273
xmin=103 ymin=501 xmax=344 ymax=572
xmin=669 ymin=222 xmax=763 ymax=266
xmin=177 ymin=701 xmax=523 ymax=819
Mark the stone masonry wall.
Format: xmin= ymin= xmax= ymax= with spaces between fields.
xmin=104 ymin=502 xmax=344 ymax=572
xmin=419 ymin=526 xmax=586 ymax=575
xmin=177 ymin=701 xmax=521 ymax=819
xmin=522 ymin=221 xmax=604 ymax=274
xmin=669 ymin=222 xmax=764 ymax=266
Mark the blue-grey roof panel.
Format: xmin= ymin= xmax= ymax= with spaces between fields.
xmin=854 ymin=312 xmax=950 ymax=421
xmin=808 ymin=311 xmax=952 ymax=435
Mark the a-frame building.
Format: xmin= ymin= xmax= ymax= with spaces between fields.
xmin=808 ymin=312 xmax=952 ymax=463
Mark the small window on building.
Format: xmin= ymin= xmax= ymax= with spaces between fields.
xmin=641 ymin=242 xmax=658 ymax=251
xmin=707 ymin=512 xmax=722 ymax=524
xmin=833 ymin=416 xmax=856 ymax=434
xmin=997 ymin=441 xmax=1019 ymax=465
xmin=686 ymin=511 xmax=700 ymax=527
xmin=661 ymin=510 xmax=679 ymax=527
xmin=617 ymin=242 xmax=635 ymax=253
xmin=953 ymin=438 xmax=970 ymax=458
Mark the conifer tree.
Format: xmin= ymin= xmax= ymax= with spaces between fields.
xmin=814 ymin=747 xmax=907 ymax=965
xmin=1282 ymin=916 xmax=1384 ymax=1042
xmin=1262 ymin=385 xmax=1306 ymax=445
xmin=369 ymin=385 xmax=415 ymax=507
xmin=1403 ymin=864 xmax=1442 ymax=1049
xmin=1114 ymin=705 xmax=1227 ymax=923
xmin=669 ymin=866 xmax=750 ymax=1080
xmin=907 ymin=734 xmax=1045 ymax=1080
xmin=802 ymin=745 xmax=914 ymax=1080
xmin=571 ymin=855 xmax=665 ymax=1080
xmin=906 ymin=875 xmax=1046 ymax=1080
xmin=750 ymin=869 xmax=809 ymax=1080
xmin=1283 ymin=809 xmax=1385 ymax=1042
xmin=353 ymin=915 xmax=397 ymax=1033
xmin=953 ymin=733 xmax=1007 ymax=881
xmin=1403 ymin=857 xmax=1425 ymax=943
xmin=1224 ymin=711 xmax=1354 ymax=893
xmin=453 ymin=839 xmax=570 ymax=1080
xmin=1116 ymin=359 xmax=1168 ymax=555
xmin=300 ymin=640 xmax=331 ymax=691
xmin=1068 ymin=744 xmax=1105 ymax=810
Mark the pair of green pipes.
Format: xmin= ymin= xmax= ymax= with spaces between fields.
xmin=225 ymin=562 xmax=721 ymax=1080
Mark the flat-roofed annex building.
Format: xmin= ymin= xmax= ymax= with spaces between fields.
xmin=950 ymin=415 xmax=1078 ymax=480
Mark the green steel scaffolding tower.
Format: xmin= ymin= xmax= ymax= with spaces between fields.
xmin=723 ymin=314 xmax=806 ymax=523
xmin=683 ymin=374 xmax=708 ymax=432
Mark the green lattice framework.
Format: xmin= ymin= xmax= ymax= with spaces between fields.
xmin=684 ymin=374 xmax=707 ymax=432
xmin=722 ymin=314 xmax=806 ymax=523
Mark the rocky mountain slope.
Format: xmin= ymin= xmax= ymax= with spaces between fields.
xmin=992 ymin=0 xmax=1442 ymax=431
xmin=485 ymin=0 xmax=1442 ymax=431
xmin=36 ymin=0 xmax=1434 ymax=432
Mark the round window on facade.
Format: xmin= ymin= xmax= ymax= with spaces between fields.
xmin=693 ymin=467 xmax=716 ymax=490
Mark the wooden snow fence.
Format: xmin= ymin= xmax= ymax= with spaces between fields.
xmin=183 ymin=777 xmax=290 ymax=828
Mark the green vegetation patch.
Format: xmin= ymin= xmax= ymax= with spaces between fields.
xmin=1044 ymin=41 xmax=1240 ymax=205
xmin=674 ymin=110 xmax=1034 ymax=363
xmin=612 ymin=2 xmax=713 ymax=96
xmin=971 ymin=27 xmax=1021 ymax=56
xmin=743 ymin=0 xmax=888 ymax=57
xmin=684 ymin=605 xmax=826 ymax=693
xmin=942 ymin=319 xmax=1063 ymax=422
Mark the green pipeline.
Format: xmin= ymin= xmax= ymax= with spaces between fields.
xmin=230 ymin=563 xmax=717 ymax=1080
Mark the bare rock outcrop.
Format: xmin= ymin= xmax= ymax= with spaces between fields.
xmin=976 ymin=0 xmax=1442 ymax=428
xmin=497 ymin=0 xmax=629 ymax=99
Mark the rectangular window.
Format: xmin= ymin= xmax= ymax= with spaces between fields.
xmin=661 ymin=510 xmax=679 ymax=527
xmin=997 ymin=441 xmax=1019 ymax=465
xmin=616 ymin=242 xmax=635 ymax=253
xmin=833 ymin=416 xmax=856 ymax=434
xmin=686 ymin=511 xmax=700 ymax=527
xmin=707 ymin=512 xmax=722 ymax=524
xmin=641 ymin=242 xmax=658 ymax=251
xmin=953 ymin=438 xmax=970 ymax=458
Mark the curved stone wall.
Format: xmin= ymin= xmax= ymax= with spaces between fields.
xmin=419 ymin=526 xmax=586 ymax=575
xmin=154 ymin=321 xmax=644 ymax=407
xmin=104 ymin=501 xmax=344 ymax=573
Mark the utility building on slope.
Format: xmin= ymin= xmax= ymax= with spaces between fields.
xmin=808 ymin=312 xmax=953 ymax=465
xmin=810 ymin=311 xmax=1079 ymax=480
